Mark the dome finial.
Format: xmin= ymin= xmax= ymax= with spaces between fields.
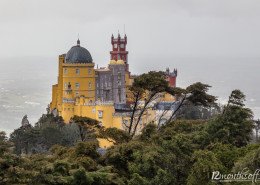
xmin=77 ymin=34 xmax=80 ymax=46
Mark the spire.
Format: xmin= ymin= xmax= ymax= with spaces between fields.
xmin=77 ymin=39 xmax=80 ymax=46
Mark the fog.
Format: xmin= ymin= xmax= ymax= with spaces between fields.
xmin=0 ymin=0 xmax=259 ymax=134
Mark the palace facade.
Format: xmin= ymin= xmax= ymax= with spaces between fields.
xmin=49 ymin=34 xmax=177 ymax=147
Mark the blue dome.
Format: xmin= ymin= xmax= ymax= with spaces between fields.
xmin=65 ymin=40 xmax=93 ymax=63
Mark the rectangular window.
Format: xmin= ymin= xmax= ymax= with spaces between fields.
xmin=64 ymin=69 xmax=67 ymax=74
xmin=89 ymin=91 xmax=91 ymax=95
xmin=89 ymin=69 xmax=91 ymax=74
xmin=89 ymin=82 xmax=91 ymax=88
xmin=76 ymin=83 xmax=79 ymax=89
xmin=92 ymin=108 xmax=96 ymax=113
xmin=98 ymin=110 xmax=103 ymax=118
xmin=170 ymin=95 xmax=173 ymax=99
xmin=64 ymin=82 xmax=67 ymax=89
xmin=97 ymin=83 xmax=99 ymax=88
xmin=99 ymin=121 xmax=102 ymax=126
xmin=68 ymin=108 xmax=70 ymax=112
xmin=76 ymin=91 xmax=79 ymax=95
xmin=76 ymin=69 xmax=79 ymax=75
xmin=65 ymin=91 xmax=67 ymax=95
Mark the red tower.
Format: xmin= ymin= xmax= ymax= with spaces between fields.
xmin=165 ymin=67 xmax=177 ymax=87
xmin=110 ymin=33 xmax=129 ymax=72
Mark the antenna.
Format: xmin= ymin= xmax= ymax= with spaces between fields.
xmin=77 ymin=33 xmax=80 ymax=46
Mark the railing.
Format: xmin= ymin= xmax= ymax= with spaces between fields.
xmin=62 ymin=98 xmax=75 ymax=103
xmin=83 ymin=101 xmax=114 ymax=106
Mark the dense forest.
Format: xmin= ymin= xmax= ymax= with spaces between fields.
xmin=0 ymin=71 xmax=258 ymax=185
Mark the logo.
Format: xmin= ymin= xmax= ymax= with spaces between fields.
xmin=212 ymin=168 xmax=260 ymax=183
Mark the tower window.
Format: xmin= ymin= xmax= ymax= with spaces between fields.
xmin=64 ymin=69 xmax=67 ymax=74
xmin=76 ymin=69 xmax=79 ymax=75
xmin=120 ymin=44 xmax=124 ymax=48
xmin=92 ymin=108 xmax=96 ymax=113
xmin=89 ymin=91 xmax=91 ymax=95
xmin=76 ymin=91 xmax=79 ymax=95
xmin=114 ymin=44 xmax=117 ymax=48
xmin=89 ymin=82 xmax=91 ymax=88
xmin=76 ymin=83 xmax=79 ymax=89
xmin=64 ymin=82 xmax=67 ymax=89
xmin=99 ymin=121 xmax=103 ymax=126
xmin=89 ymin=69 xmax=91 ymax=74
xmin=65 ymin=91 xmax=67 ymax=95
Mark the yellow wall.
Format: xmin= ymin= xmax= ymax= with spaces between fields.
xmin=157 ymin=92 xmax=175 ymax=102
xmin=62 ymin=63 xmax=95 ymax=101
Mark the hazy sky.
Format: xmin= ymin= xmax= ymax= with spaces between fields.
xmin=0 ymin=0 xmax=260 ymax=134
xmin=0 ymin=0 xmax=260 ymax=61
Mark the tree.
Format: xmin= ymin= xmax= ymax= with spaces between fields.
xmin=166 ymin=82 xmax=217 ymax=121
xmin=127 ymin=71 xmax=170 ymax=137
xmin=71 ymin=115 xmax=100 ymax=141
xmin=187 ymin=150 xmax=226 ymax=185
xmin=207 ymin=90 xmax=254 ymax=147
xmin=0 ymin=131 xmax=11 ymax=156
xmin=97 ymin=127 xmax=131 ymax=145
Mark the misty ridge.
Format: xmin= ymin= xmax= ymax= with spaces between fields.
xmin=0 ymin=56 xmax=259 ymax=135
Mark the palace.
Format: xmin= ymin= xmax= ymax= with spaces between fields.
xmin=49 ymin=34 xmax=177 ymax=147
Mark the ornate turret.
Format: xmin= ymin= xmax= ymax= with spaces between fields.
xmin=110 ymin=33 xmax=129 ymax=72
